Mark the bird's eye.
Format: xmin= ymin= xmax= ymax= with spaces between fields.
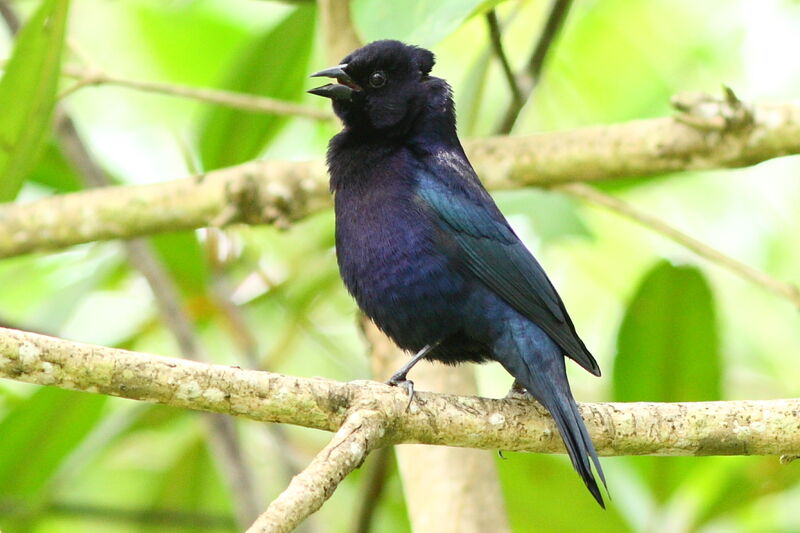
xmin=369 ymin=70 xmax=387 ymax=88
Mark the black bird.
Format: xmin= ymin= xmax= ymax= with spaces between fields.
xmin=310 ymin=40 xmax=606 ymax=507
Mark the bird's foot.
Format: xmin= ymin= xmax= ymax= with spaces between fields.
xmin=386 ymin=373 xmax=415 ymax=410
xmin=505 ymin=380 xmax=529 ymax=400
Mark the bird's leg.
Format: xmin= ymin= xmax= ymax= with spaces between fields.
xmin=505 ymin=379 xmax=529 ymax=399
xmin=386 ymin=342 xmax=440 ymax=408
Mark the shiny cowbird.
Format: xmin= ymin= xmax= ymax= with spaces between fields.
xmin=309 ymin=40 xmax=606 ymax=506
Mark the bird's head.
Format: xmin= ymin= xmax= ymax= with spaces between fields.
xmin=309 ymin=40 xmax=450 ymax=136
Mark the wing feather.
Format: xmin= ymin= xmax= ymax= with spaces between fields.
xmin=415 ymin=159 xmax=600 ymax=376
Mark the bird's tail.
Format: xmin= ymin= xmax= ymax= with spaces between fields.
xmin=535 ymin=375 xmax=606 ymax=507
xmin=496 ymin=323 xmax=607 ymax=507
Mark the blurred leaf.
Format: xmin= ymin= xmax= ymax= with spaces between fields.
xmin=133 ymin=3 xmax=264 ymax=87
xmin=145 ymin=437 xmax=236 ymax=533
xmin=352 ymin=0 xmax=489 ymax=47
xmin=613 ymin=260 xmax=720 ymax=501
xmin=0 ymin=388 xmax=106 ymax=500
xmin=27 ymin=140 xmax=84 ymax=193
xmin=0 ymin=0 xmax=70 ymax=201
xmin=149 ymin=232 xmax=210 ymax=298
xmin=0 ymin=248 xmax=123 ymax=333
xmin=498 ymin=453 xmax=631 ymax=532
xmin=495 ymin=189 xmax=591 ymax=244
xmin=692 ymin=457 xmax=800 ymax=528
xmin=198 ymin=5 xmax=316 ymax=170
xmin=457 ymin=48 xmax=491 ymax=137
xmin=613 ymin=260 xmax=720 ymax=403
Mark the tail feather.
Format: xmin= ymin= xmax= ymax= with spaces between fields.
xmin=543 ymin=388 xmax=606 ymax=507
xmin=496 ymin=319 xmax=607 ymax=507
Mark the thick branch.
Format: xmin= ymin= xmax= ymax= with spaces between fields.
xmin=2 ymin=98 xmax=800 ymax=258
xmin=2 ymin=326 xmax=799 ymax=457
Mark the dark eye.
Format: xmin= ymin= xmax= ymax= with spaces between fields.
xmin=369 ymin=70 xmax=386 ymax=88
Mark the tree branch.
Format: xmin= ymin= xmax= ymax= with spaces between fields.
xmin=2 ymin=94 xmax=799 ymax=258
xmin=246 ymin=409 xmax=386 ymax=533
xmin=2 ymin=325 xmax=799 ymax=457
xmin=495 ymin=0 xmax=572 ymax=133
xmin=557 ymin=183 xmax=800 ymax=309
xmin=57 ymin=64 xmax=334 ymax=121
xmin=484 ymin=9 xmax=521 ymax=107
xmin=364 ymin=320 xmax=511 ymax=533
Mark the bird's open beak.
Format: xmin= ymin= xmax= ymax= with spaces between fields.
xmin=308 ymin=64 xmax=361 ymax=101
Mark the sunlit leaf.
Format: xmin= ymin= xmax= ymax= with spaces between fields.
xmin=498 ymin=453 xmax=631 ymax=532
xmin=149 ymin=232 xmax=210 ymax=298
xmin=145 ymin=436 xmax=236 ymax=533
xmin=27 ymin=140 xmax=84 ymax=193
xmin=613 ymin=260 xmax=721 ymax=501
xmin=198 ymin=5 xmax=316 ymax=170
xmin=691 ymin=457 xmax=800 ymax=528
xmin=0 ymin=388 xmax=106 ymax=500
xmin=0 ymin=0 xmax=70 ymax=201
xmin=352 ymin=0 xmax=490 ymax=47
xmin=613 ymin=260 xmax=720 ymax=403
xmin=457 ymin=48 xmax=491 ymax=137
xmin=495 ymin=189 xmax=591 ymax=244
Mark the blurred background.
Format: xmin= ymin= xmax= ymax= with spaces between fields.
xmin=0 ymin=0 xmax=799 ymax=531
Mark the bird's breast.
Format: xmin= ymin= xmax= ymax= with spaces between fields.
xmin=333 ymin=186 xmax=466 ymax=350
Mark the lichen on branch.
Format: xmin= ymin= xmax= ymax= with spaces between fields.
xmin=1 ymin=326 xmax=799 ymax=458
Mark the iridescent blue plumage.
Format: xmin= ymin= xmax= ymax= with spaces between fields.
xmin=311 ymin=39 xmax=606 ymax=506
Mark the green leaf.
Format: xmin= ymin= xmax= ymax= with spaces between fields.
xmin=145 ymin=436 xmax=236 ymax=533
xmin=613 ymin=260 xmax=721 ymax=403
xmin=498 ymin=453 xmax=632 ymax=532
xmin=495 ymin=189 xmax=591 ymax=244
xmin=0 ymin=388 xmax=107 ymax=500
xmin=352 ymin=0 xmax=489 ymax=47
xmin=613 ymin=260 xmax=721 ymax=501
xmin=691 ymin=457 xmax=800 ymax=528
xmin=149 ymin=232 xmax=210 ymax=298
xmin=197 ymin=5 xmax=316 ymax=170
xmin=457 ymin=48 xmax=491 ymax=137
xmin=27 ymin=140 xmax=84 ymax=193
xmin=0 ymin=0 xmax=70 ymax=201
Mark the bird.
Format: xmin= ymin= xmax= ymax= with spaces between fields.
xmin=309 ymin=39 xmax=607 ymax=507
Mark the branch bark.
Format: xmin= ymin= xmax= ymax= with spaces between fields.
xmin=2 ymin=326 xmax=799 ymax=457
xmin=2 ymin=96 xmax=799 ymax=258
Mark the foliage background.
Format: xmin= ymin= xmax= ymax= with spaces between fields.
xmin=1 ymin=0 xmax=799 ymax=531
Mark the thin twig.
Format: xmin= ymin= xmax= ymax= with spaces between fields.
xmin=0 ymin=499 xmax=236 ymax=529
xmin=495 ymin=0 xmax=573 ymax=133
xmin=557 ymin=183 xmax=800 ymax=309
xmin=484 ymin=9 xmax=522 ymax=106
xmin=57 ymin=65 xmax=334 ymax=121
xmin=0 ymin=0 xmax=20 ymax=33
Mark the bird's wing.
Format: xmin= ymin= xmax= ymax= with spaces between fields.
xmin=415 ymin=157 xmax=600 ymax=376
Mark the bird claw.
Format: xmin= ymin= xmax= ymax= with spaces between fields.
xmin=505 ymin=380 xmax=529 ymax=400
xmin=386 ymin=376 xmax=415 ymax=410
